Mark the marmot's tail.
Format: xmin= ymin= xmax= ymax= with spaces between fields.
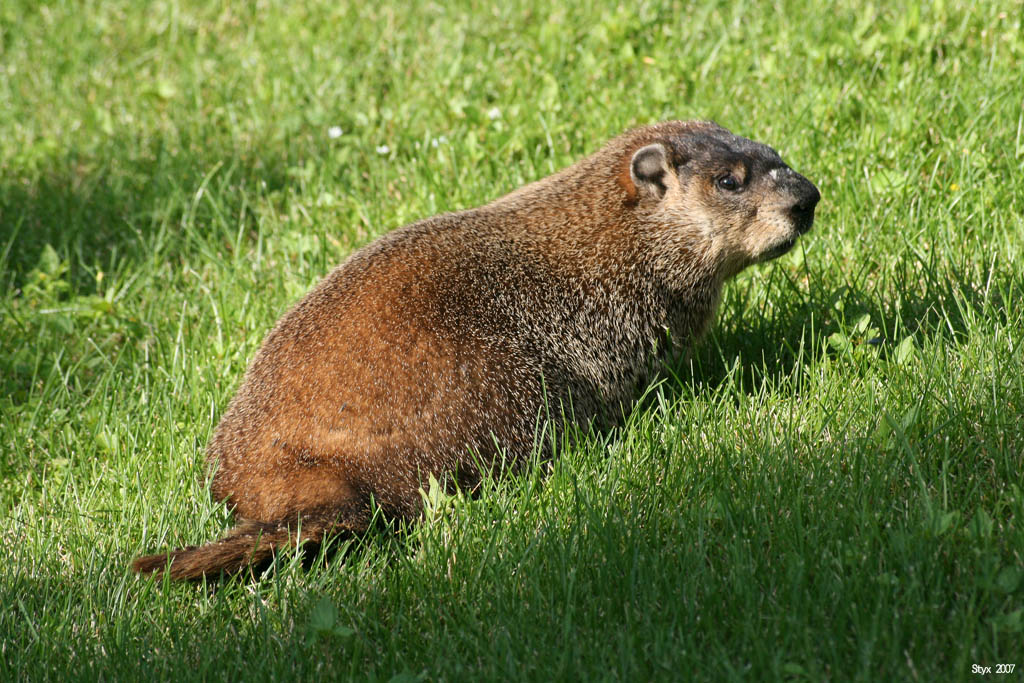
xmin=132 ymin=507 xmax=364 ymax=581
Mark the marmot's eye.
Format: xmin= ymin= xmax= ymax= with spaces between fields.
xmin=716 ymin=174 xmax=740 ymax=191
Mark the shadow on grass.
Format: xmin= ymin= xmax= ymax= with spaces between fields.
xmin=663 ymin=255 xmax=1021 ymax=400
xmin=0 ymin=141 xmax=299 ymax=292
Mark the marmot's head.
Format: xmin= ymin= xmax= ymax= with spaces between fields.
xmin=627 ymin=121 xmax=820 ymax=280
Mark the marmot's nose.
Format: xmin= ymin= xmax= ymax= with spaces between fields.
xmin=789 ymin=179 xmax=820 ymax=234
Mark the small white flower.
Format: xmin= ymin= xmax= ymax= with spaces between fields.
xmin=430 ymin=135 xmax=448 ymax=148
xmin=327 ymin=126 xmax=343 ymax=139
xmin=487 ymin=107 xmax=501 ymax=120
xmin=376 ymin=144 xmax=390 ymax=155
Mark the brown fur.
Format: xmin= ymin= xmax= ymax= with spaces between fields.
xmin=133 ymin=120 xmax=820 ymax=580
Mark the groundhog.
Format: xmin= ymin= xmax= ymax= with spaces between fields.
xmin=133 ymin=120 xmax=820 ymax=580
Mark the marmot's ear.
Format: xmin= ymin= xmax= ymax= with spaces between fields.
xmin=629 ymin=143 xmax=669 ymax=199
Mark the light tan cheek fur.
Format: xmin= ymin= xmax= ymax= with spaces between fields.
xmin=643 ymin=183 xmax=717 ymax=279
xmin=660 ymin=181 xmax=801 ymax=277
xmin=647 ymin=182 xmax=754 ymax=279
xmin=744 ymin=190 xmax=804 ymax=258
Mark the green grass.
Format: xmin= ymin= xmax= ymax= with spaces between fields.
xmin=2 ymin=0 xmax=1023 ymax=680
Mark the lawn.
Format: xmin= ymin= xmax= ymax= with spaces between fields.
xmin=1 ymin=0 xmax=1022 ymax=680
